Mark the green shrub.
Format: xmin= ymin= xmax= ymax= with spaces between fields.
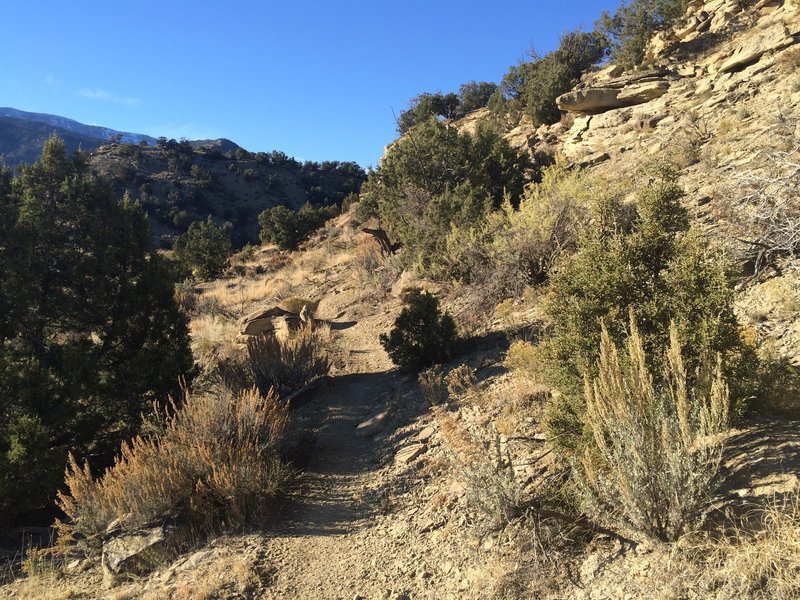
xmin=397 ymin=81 xmax=498 ymax=133
xmin=596 ymin=0 xmax=688 ymax=69
xmin=173 ymin=216 xmax=233 ymax=280
xmin=540 ymin=162 xmax=754 ymax=452
xmin=367 ymin=118 xmax=529 ymax=278
xmin=440 ymin=162 xmax=595 ymax=322
xmin=258 ymin=202 xmax=338 ymax=251
xmin=0 ymin=138 xmax=193 ymax=523
xmin=491 ymin=30 xmax=607 ymax=126
xmin=380 ymin=288 xmax=459 ymax=372
xmin=575 ymin=315 xmax=729 ymax=541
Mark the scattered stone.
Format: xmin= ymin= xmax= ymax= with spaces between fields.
xmin=414 ymin=425 xmax=435 ymax=443
xmin=578 ymin=151 xmax=610 ymax=169
xmin=357 ymin=405 xmax=393 ymax=438
xmin=395 ymin=443 xmax=428 ymax=465
xmin=419 ymin=518 xmax=444 ymax=534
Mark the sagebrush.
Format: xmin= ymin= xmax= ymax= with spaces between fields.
xmin=216 ymin=325 xmax=330 ymax=399
xmin=574 ymin=316 xmax=729 ymax=541
xmin=56 ymin=386 xmax=290 ymax=547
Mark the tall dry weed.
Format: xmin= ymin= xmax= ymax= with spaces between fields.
xmin=575 ymin=315 xmax=729 ymax=541
xmin=56 ymin=387 xmax=290 ymax=548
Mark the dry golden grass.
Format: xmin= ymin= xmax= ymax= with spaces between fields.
xmin=5 ymin=577 xmax=93 ymax=600
xmin=198 ymin=276 xmax=274 ymax=317
xmin=159 ymin=552 xmax=261 ymax=600
xmin=683 ymin=489 xmax=800 ymax=598
xmin=56 ymin=387 xmax=290 ymax=547
xmin=189 ymin=314 xmax=239 ymax=370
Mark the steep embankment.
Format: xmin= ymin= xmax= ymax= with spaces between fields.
xmin=499 ymin=0 xmax=800 ymax=367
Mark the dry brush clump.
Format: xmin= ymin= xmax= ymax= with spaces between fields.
xmin=216 ymin=325 xmax=330 ymax=398
xmin=434 ymin=406 xmax=525 ymax=530
xmin=575 ymin=316 xmax=730 ymax=542
xmin=685 ymin=489 xmax=800 ymax=598
xmin=725 ymin=140 xmax=800 ymax=274
xmin=425 ymin=365 xmax=530 ymax=530
xmin=450 ymin=162 xmax=595 ymax=324
xmin=56 ymin=386 xmax=290 ymax=548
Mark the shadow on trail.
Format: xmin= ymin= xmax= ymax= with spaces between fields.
xmin=273 ymin=321 xmax=540 ymax=538
xmin=275 ymin=371 xmax=401 ymax=538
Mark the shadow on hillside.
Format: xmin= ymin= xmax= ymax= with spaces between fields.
xmin=324 ymin=319 xmax=357 ymax=331
xmin=710 ymin=419 xmax=800 ymax=527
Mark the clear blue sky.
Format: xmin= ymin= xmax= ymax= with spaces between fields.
xmin=1 ymin=1 xmax=619 ymax=168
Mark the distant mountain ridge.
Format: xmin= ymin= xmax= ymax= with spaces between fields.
xmin=0 ymin=107 xmax=244 ymax=168
xmin=0 ymin=107 xmax=157 ymax=146
xmin=0 ymin=107 xmax=365 ymax=249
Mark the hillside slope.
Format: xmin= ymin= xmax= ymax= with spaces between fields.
xmin=86 ymin=140 xmax=365 ymax=247
xmin=2 ymin=2 xmax=799 ymax=599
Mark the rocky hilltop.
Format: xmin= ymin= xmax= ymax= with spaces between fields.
xmin=490 ymin=0 xmax=800 ymax=366
xmin=85 ymin=140 xmax=365 ymax=247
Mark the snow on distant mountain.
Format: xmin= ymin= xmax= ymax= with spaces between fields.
xmin=0 ymin=107 xmax=158 ymax=146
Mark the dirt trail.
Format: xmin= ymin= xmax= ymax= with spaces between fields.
xmin=257 ymin=308 xmax=413 ymax=599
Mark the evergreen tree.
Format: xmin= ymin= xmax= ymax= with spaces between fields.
xmin=540 ymin=163 xmax=753 ymax=452
xmin=173 ymin=215 xmax=233 ymax=279
xmin=0 ymin=136 xmax=194 ymax=522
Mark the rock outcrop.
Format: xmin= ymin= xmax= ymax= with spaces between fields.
xmin=556 ymin=69 xmax=673 ymax=114
xmin=239 ymin=303 xmax=314 ymax=336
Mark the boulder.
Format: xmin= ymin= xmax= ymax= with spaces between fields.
xmin=557 ymin=75 xmax=670 ymax=114
xmin=616 ymin=80 xmax=671 ymax=104
xmin=675 ymin=16 xmax=702 ymax=41
xmin=102 ymin=526 xmax=170 ymax=585
xmin=556 ymin=88 xmax=621 ymax=113
xmin=598 ymin=63 xmax=625 ymax=80
xmin=239 ymin=306 xmax=300 ymax=336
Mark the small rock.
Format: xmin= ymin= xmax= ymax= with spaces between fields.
xmin=578 ymin=151 xmax=610 ymax=168
xmin=415 ymin=425 xmax=435 ymax=443
xmin=419 ymin=518 xmax=444 ymax=534
xmin=395 ymin=443 xmax=428 ymax=465
xmin=102 ymin=526 xmax=169 ymax=586
xmin=356 ymin=406 xmax=392 ymax=438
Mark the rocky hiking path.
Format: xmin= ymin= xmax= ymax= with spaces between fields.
xmin=261 ymin=371 xmax=397 ymax=598
xmin=253 ymin=297 xmax=438 ymax=600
